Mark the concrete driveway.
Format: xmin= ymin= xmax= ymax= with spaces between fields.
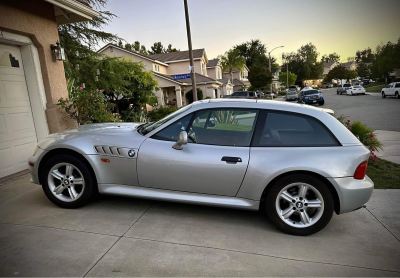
xmin=0 ymin=172 xmax=400 ymax=277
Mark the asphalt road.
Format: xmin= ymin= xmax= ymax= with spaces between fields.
xmin=318 ymin=88 xmax=400 ymax=131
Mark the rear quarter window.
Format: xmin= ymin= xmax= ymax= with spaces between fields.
xmin=252 ymin=111 xmax=339 ymax=147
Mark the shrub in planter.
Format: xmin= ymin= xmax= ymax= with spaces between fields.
xmin=336 ymin=115 xmax=382 ymax=161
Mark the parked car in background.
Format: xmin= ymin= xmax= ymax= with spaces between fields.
xmin=362 ymin=79 xmax=370 ymax=85
xmin=346 ymin=85 xmax=366 ymax=96
xmin=381 ymin=82 xmax=400 ymax=99
xmin=298 ymin=89 xmax=325 ymax=105
xmin=256 ymin=91 xmax=264 ymax=99
xmin=337 ymin=83 xmax=352 ymax=95
xmin=321 ymin=82 xmax=333 ymax=88
xmin=285 ymin=90 xmax=299 ymax=101
xmin=28 ymin=99 xmax=373 ymax=236
xmin=289 ymin=85 xmax=300 ymax=92
xmin=226 ymin=91 xmax=258 ymax=99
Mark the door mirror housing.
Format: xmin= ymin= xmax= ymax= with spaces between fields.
xmin=207 ymin=119 xmax=216 ymax=128
xmin=172 ymin=131 xmax=188 ymax=150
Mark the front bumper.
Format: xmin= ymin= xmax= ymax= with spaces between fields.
xmin=302 ymin=97 xmax=324 ymax=104
xmin=328 ymin=175 xmax=374 ymax=214
xmin=28 ymin=147 xmax=48 ymax=185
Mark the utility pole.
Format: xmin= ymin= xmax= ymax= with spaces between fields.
xmin=286 ymin=62 xmax=288 ymax=89
xmin=184 ymin=0 xmax=197 ymax=101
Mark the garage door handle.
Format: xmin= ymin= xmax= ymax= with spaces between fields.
xmin=221 ymin=156 xmax=242 ymax=163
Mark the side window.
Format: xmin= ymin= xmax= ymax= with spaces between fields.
xmin=253 ymin=111 xmax=338 ymax=147
xmin=188 ymin=109 xmax=258 ymax=147
xmin=152 ymin=114 xmax=193 ymax=141
xmin=395 ymin=83 xmax=400 ymax=88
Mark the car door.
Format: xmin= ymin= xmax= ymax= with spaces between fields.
xmin=137 ymin=108 xmax=259 ymax=196
xmin=389 ymin=83 xmax=395 ymax=96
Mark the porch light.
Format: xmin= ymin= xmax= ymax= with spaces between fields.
xmin=50 ymin=41 xmax=65 ymax=61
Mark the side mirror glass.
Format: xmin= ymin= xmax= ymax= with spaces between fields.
xmin=172 ymin=131 xmax=188 ymax=150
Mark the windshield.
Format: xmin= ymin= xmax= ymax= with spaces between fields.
xmin=304 ymin=90 xmax=319 ymax=95
xmin=141 ymin=104 xmax=193 ymax=135
xmin=288 ymin=91 xmax=297 ymax=95
xmin=343 ymin=84 xmax=351 ymax=87
xmin=354 ymin=85 xmax=362 ymax=88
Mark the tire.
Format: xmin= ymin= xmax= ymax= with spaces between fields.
xmin=351 ymin=91 xmax=354 ymax=96
xmin=41 ymin=154 xmax=96 ymax=208
xmin=318 ymin=100 xmax=325 ymax=106
xmin=396 ymin=92 xmax=399 ymax=99
xmin=266 ymin=174 xmax=334 ymax=236
xmin=382 ymin=92 xmax=386 ymax=98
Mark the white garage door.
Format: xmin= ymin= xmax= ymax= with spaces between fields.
xmin=0 ymin=43 xmax=38 ymax=178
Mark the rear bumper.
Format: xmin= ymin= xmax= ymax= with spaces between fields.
xmin=328 ymin=175 xmax=374 ymax=214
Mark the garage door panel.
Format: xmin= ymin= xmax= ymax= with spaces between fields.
xmin=0 ymin=146 xmax=13 ymax=171
xmin=14 ymin=138 xmax=37 ymax=167
xmin=0 ymin=43 xmax=37 ymax=178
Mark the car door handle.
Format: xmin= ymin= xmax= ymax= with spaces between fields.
xmin=221 ymin=156 xmax=242 ymax=163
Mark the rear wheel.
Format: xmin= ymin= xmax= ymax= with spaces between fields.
xmin=266 ymin=174 xmax=334 ymax=236
xmin=396 ymin=92 xmax=399 ymax=99
xmin=382 ymin=91 xmax=386 ymax=98
xmin=41 ymin=154 xmax=96 ymax=208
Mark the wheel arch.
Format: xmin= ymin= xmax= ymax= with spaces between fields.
xmin=259 ymin=170 xmax=340 ymax=214
xmin=38 ymin=148 xmax=98 ymax=188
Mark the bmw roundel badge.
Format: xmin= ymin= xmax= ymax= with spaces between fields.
xmin=128 ymin=150 xmax=135 ymax=157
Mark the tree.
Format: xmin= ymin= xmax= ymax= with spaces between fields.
xmin=186 ymin=89 xmax=203 ymax=103
xmin=124 ymin=43 xmax=132 ymax=51
xmin=282 ymin=43 xmax=324 ymax=82
xmin=325 ymin=65 xmax=356 ymax=82
xmin=58 ymin=0 xmax=120 ymax=78
xmin=219 ymin=49 xmax=246 ymax=83
xmin=355 ymin=48 xmax=374 ymax=64
xmin=356 ymin=62 xmax=371 ymax=78
xmin=166 ymin=44 xmax=179 ymax=53
xmin=140 ymin=45 xmax=148 ymax=55
xmin=133 ymin=41 xmax=140 ymax=51
xmin=248 ymin=65 xmax=272 ymax=90
xmin=321 ymin=52 xmax=340 ymax=63
xmin=279 ymin=72 xmax=297 ymax=87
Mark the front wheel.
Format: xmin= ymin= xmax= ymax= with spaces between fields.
xmin=318 ymin=100 xmax=325 ymax=106
xmin=396 ymin=92 xmax=399 ymax=99
xmin=382 ymin=92 xmax=386 ymax=98
xmin=266 ymin=174 xmax=334 ymax=236
xmin=41 ymin=154 xmax=96 ymax=208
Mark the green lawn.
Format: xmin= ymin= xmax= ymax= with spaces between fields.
xmin=366 ymin=84 xmax=386 ymax=92
xmin=367 ymin=158 xmax=400 ymax=189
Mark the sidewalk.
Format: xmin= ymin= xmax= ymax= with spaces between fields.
xmin=375 ymin=130 xmax=400 ymax=164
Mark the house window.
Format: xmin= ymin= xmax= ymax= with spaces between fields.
xmin=202 ymin=63 xmax=205 ymax=75
xmin=217 ymin=68 xmax=221 ymax=79
xmin=154 ymin=64 xmax=160 ymax=72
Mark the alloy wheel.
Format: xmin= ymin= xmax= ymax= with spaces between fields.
xmin=47 ymin=163 xmax=85 ymax=202
xmin=275 ymin=182 xmax=324 ymax=228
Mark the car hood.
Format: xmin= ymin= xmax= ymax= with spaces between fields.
xmin=38 ymin=122 xmax=148 ymax=154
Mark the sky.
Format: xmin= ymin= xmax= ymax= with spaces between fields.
xmin=100 ymin=0 xmax=400 ymax=63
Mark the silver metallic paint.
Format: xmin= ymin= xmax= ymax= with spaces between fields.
xmin=29 ymin=99 xmax=374 ymax=215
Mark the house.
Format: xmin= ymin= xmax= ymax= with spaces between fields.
xmin=323 ymin=62 xmax=339 ymax=77
xmin=221 ymin=65 xmax=250 ymax=91
xmin=341 ymin=61 xmax=357 ymax=71
xmin=206 ymin=58 xmax=233 ymax=95
xmin=0 ymin=0 xmax=99 ymax=178
xmin=97 ymin=44 xmax=223 ymax=107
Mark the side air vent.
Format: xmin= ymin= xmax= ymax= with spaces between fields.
xmin=94 ymin=146 xmax=137 ymax=159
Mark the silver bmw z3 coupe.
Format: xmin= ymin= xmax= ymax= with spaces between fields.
xmin=28 ymin=99 xmax=373 ymax=236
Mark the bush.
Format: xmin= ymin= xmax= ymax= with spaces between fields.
xmin=147 ymin=106 xmax=178 ymax=122
xmin=121 ymin=109 xmax=149 ymax=123
xmin=336 ymin=115 xmax=382 ymax=162
xmin=186 ymin=88 xmax=203 ymax=103
xmin=58 ymin=81 xmax=120 ymax=125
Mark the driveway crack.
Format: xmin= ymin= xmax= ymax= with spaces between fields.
xmin=366 ymin=207 xmax=400 ymax=242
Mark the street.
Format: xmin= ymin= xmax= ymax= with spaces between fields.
xmin=310 ymin=88 xmax=400 ymax=132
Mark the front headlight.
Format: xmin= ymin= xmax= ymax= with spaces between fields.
xmin=32 ymin=146 xmax=39 ymax=156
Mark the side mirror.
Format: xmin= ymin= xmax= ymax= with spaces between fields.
xmin=172 ymin=131 xmax=188 ymax=150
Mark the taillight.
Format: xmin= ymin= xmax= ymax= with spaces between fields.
xmin=354 ymin=161 xmax=368 ymax=180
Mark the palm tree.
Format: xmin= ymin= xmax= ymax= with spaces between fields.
xmin=219 ymin=49 xmax=246 ymax=83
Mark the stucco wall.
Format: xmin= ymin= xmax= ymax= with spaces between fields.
xmin=0 ymin=0 xmax=76 ymax=133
